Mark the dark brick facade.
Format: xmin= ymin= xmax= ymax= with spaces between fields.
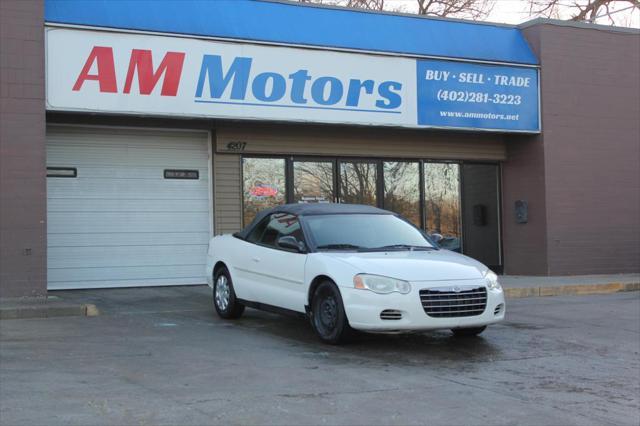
xmin=0 ymin=0 xmax=47 ymax=297
xmin=503 ymin=21 xmax=640 ymax=275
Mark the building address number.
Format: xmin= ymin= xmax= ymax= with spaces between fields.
xmin=226 ymin=141 xmax=247 ymax=152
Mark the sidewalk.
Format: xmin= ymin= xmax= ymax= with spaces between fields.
xmin=501 ymin=273 xmax=640 ymax=298
xmin=1 ymin=274 xmax=638 ymax=319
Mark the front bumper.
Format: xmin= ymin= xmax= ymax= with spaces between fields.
xmin=341 ymin=279 xmax=505 ymax=332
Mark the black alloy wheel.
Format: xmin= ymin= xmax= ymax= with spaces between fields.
xmin=213 ymin=266 xmax=245 ymax=319
xmin=310 ymin=281 xmax=353 ymax=344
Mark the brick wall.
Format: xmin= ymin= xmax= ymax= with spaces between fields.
xmin=0 ymin=0 xmax=47 ymax=297
xmin=536 ymin=23 xmax=640 ymax=274
xmin=512 ymin=22 xmax=640 ymax=275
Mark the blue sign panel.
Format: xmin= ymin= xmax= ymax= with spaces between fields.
xmin=417 ymin=60 xmax=539 ymax=132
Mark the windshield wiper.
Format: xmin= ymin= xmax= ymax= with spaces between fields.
xmin=316 ymin=244 xmax=363 ymax=250
xmin=371 ymin=244 xmax=435 ymax=251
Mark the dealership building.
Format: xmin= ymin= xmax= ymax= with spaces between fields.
xmin=0 ymin=0 xmax=638 ymax=297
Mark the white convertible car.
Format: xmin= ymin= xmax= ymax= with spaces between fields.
xmin=206 ymin=204 xmax=505 ymax=344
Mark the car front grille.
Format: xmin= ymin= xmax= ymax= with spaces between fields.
xmin=420 ymin=286 xmax=487 ymax=318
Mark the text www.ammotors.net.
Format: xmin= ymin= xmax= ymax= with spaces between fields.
xmin=439 ymin=111 xmax=520 ymax=121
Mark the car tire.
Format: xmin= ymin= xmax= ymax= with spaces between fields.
xmin=310 ymin=280 xmax=353 ymax=344
xmin=213 ymin=267 xmax=244 ymax=319
xmin=451 ymin=326 xmax=486 ymax=337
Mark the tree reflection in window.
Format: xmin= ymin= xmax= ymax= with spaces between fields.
xmin=339 ymin=162 xmax=377 ymax=206
xmin=242 ymin=158 xmax=286 ymax=226
xmin=424 ymin=163 xmax=461 ymax=252
xmin=293 ymin=161 xmax=334 ymax=203
xmin=383 ymin=162 xmax=421 ymax=226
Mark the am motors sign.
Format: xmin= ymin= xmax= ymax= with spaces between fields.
xmin=46 ymin=28 xmax=540 ymax=132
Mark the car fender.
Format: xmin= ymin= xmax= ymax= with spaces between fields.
xmin=304 ymin=253 xmax=360 ymax=301
xmin=206 ymin=234 xmax=252 ymax=300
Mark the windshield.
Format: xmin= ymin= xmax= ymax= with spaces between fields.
xmin=304 ymin=214 xmax=435 ymax=251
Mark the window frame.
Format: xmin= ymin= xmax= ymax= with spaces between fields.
xmin=291 ymin=157 xmax=337 ymax=204
xmin=381 ymin=159 xmax=424 ymax=229
xmin=423 ymin=160 xmax=463 ymax=253
xmin=241 ymin=155 xmax=288 ymax=227
xmin=238 ymin=154 xmax=502 ymax=267
xmin=337 ymin=159 xmax=380 ymax=206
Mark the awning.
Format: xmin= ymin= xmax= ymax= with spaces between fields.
xmin=45 ymin=0 xmax=538 ymax=65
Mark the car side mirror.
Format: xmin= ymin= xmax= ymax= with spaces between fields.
xmin=277 ymin=236 xmax=306 ymax=253
xmin=430 ymin=233 xmax=444 ymax=244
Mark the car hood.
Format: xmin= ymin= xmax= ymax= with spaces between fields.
xmin=323 ymin=249 xmax=487 ymax=282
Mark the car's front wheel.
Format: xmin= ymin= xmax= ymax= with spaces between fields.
xmin=451 ymin=326 xmax=486 ymax=337
xmin=310 ymin=281 xmax=353 ymax=344
xmin=213 ymin=267 xmax=244 ymax=319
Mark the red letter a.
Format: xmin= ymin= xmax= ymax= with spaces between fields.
xmin=72 ymin=47 xmax=117 ymax=93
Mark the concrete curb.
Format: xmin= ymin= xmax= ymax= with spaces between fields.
xmin=0 ymin=303 xmax=99 ymax=320
xmin=505 ymin=282 xmax=640 ymax=299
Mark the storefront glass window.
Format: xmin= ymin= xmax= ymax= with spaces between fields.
xmin=242 ymin=158 xmax=286 ymax=226
xmin=383 ymin=161 xmax=421 ymax=227
xmin=293 ymin=161 xmax=335 ymax=203
xmin=338 ymin=161 xmax=377 ymax=206
xmin=424 ymin=163 xmax=461 ymax=252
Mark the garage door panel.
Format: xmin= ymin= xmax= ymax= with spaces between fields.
xmin=47 ymin=198 xmax=210 ymax=213
xmin=48 ymin=212 xmax=210 ymax=233
xmin=46 ymin=126 xmax=211 ymax=289
xmin=48 ymin=277 xmax=205 ymax=290
xmin=47 ymin=180 xmax=209 ymax=199
xmin=48 ymin=147 xmax=209 ymax=167
xmin=48 ymin=264 xmax=205 ymax=283
xmin=48 ymin=245 xmax=207 ymax=268
xmin=48 ymin=232 xmax=210 ymax=248
xmin=47 ymin=165 xmax=209 ymax=180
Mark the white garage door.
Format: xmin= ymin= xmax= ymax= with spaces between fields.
xmin=46 ymin=126 xmax=211 ymax=289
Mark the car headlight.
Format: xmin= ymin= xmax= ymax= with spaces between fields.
xmin=484 ymin=270 xmax=502 ymax=291
xmin=353 ymin=274 xmax=411 ymax=294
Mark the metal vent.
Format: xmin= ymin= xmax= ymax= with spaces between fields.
xmin=494 ymin=303 xmax=504 ymax=315
xmin=380 ymin=309 xmax=403 ymax=320
xmin=420 ymin=286 xmax=487 ymax=318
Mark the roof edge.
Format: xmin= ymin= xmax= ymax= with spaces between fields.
xmin=519 ymin=17 xmax=640 ymax=34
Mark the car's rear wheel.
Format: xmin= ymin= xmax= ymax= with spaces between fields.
xmin=310 ymin=281 xmax=352 ymax=344
xmin=451 ymin=326 xmax=486 ymax=337
xmin=213 ymin=267 xmax=244 ymax=319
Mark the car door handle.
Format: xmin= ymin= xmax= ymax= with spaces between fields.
xmin=252 ymin=257 xmax=261 ymax=262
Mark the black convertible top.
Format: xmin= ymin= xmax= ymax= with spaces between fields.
xmin=236 ymin=203 xmax=391 ymax=239
xmin=271 ymin=203 xmax=388 ymax=216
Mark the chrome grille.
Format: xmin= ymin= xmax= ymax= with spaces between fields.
xmin=420 ymin=286 xmax=487 ymax=318
xmin=380 ymin=309 xmax=402 ymax=320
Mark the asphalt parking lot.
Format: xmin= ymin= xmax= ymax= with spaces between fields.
xmin=1 ymin=288 xmax=639 ymax=426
